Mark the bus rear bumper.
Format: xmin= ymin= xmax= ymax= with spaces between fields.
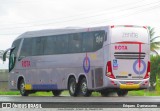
xmin=105 ymin=78 xmax=149 ymax=90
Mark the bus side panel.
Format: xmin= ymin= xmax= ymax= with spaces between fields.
xmin=29 ymin=50 xmax=105 ymax=91
xmin=103 ymin=44 xmax=112 ymax=88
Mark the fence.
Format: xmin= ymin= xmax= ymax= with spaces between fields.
xmin=0 ymin=69 xmax=9 ymax=91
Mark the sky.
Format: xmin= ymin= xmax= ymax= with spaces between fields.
xmin=0 ymin=0 xmax=160 ymax=69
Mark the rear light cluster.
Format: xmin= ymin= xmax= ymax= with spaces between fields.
xmin=143 ymin=26 xmax=147 ymax=29
xmin=144 ymin=61 xmax=150 ymax=79
xmin=142 ymin=81 xmax=148 ymax=86
xmin=106 ymin=61 xmax=115 ymax=79
xmin=111 ymin=25 xmax=114 ymax=28
xmin=106 ymin=61 xmax=150 ymax=79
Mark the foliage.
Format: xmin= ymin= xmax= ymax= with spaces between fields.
xmin=149 ymin=26 xmax=160 ymax=91
xmin=0 ymin=50 xmax=9 ymax=60
xmin=155 ymin=75 xmax=160 ymax=91
xmin=149 ymin=27 xmax=160 ymax=55
xmin=150 ymin=55 xmax=160 ymax=88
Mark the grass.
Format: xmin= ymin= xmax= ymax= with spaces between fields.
xmin=1 ymin=90 xmax=160 ymax=96
xmin=0 ymin=90 xmax=70 ymax=96
xmin=30 ymin=91 xmax=70 ymax=96
xmin=30 ymin=92 xmax=53 ymax=96
xmin=0 ymin=90 xmax=20 ymax=95
xmin=128 ymin=90 xmax=160 ymax=96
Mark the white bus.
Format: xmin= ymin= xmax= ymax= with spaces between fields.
xmin=3 ymin=25 xmax=150 ymax=97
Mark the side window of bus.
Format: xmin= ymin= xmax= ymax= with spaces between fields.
xmin=82 ymin=32 xmax=93 ymax=52
xmin=68 ymin=33 xmax=82 ymax=53
xmin=20 ymin=38 xmax=32 ymax=57
xmin=44 ymin=36 xmax=56 ymax=55
xmin=11 ymin=39 xmax=21 ymax=57
xmin=56 ymin=34 xmax=68 ymax=54
xmin=32 ymin=37 xmax=45 ymax=56
xmin=93 ymin=31 xmax=105 ymax=51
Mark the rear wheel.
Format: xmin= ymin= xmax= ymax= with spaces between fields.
xmin=52 ymin=90 xmax=62 ymax=96
xmin=68 ymin=77 xmax=78 ymax=96
xmin=117 ymin=90 xmax=128 ymax=97
xmin=19 ymin=79 xmax=29 ymax=96
xmin=79 ymin=78 xmax=92 ymax=97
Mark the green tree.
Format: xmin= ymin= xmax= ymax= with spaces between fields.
xmin=149 ymin=27 xmax=160 ymax=90
xmin=149 ymin=27 xmax=160 ymax=55
xmin=150 ymin=55 xmax=160 ymax=90
xmin=0 ymin=50 xmax=9 ymax=60
xmin=0 ymin=50 xmax=4 ymax=60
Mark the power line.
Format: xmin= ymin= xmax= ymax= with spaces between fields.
xmin=0 ymin=0 xmax=158 ymax=30
xmin=0 ymin=4 xmax=159 ymax=36
xmin=0 ymin=0 xmax=159 ymax=35
xmin=85 ymin=4 xmax=160 ymax=26
xmin=0 ymin=0 xmax=145 ymax=26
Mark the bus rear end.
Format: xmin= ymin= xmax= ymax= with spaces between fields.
xmin=105 ymin=25 xmax=150 ymax=92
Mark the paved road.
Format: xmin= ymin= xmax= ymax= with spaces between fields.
xmin=0 ymin=96 xmax=160 ymax=110
xmin=0 ymin=96 xmax=160 ymax=102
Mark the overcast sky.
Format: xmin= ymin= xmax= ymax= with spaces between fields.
xmin=0 ymin=0 xmax=160 ymax=69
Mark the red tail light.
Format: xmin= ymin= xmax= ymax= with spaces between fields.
xmin=143 ymin=26 xmax=147 ymax=29
xmin=111 ymin=25 xmax=114 ymax=28
xmin=144 ymin=61 xmax=150 ymax=79
xmin=106 ymin=61 xmax=115 ymax=79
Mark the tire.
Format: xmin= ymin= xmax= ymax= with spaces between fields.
xmin=52 ymin=90 xmax=62 ymax=96
xmin=79 ymin=78 xmax=92 ymax=97
xmin=68 ymin=77 xmax=78 ymax=97
xmin=117 ymin=90 xmax=128 ymax=97
xmin=19 ymin=79 xmax=29 ymax=96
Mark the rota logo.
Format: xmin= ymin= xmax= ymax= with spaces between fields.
xmin=22 ymin=60 xmax=30 ymax=68
xmin=115 ymin=45 xmax=127 ymax=50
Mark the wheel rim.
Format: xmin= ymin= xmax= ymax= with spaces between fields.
xmin=20 ymin=82 xmax=25 ymax=94
xmin=70 ymin=82 xmax=75 ymax=94
xmin=81 ymin=82 xmax=87 ymax=94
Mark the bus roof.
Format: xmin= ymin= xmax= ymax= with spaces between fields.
xmin=15 ymin=25 xmax=148 ymax=40
xmin=15 ymin=26 xmax=107 ymax=40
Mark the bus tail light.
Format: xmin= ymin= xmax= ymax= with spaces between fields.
xmin=143 ymin=26 xmax=147 ymax=29
xmin=111 ymin=25 xmax=114 ymax=28
xmin=106 ymin=61 xmax=115 ymax=79
xmin=144 ymin=61 xmax=150 ymax=79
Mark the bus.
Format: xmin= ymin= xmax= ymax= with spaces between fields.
xmin=3 ymin=25 xmax=150 ymax=97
